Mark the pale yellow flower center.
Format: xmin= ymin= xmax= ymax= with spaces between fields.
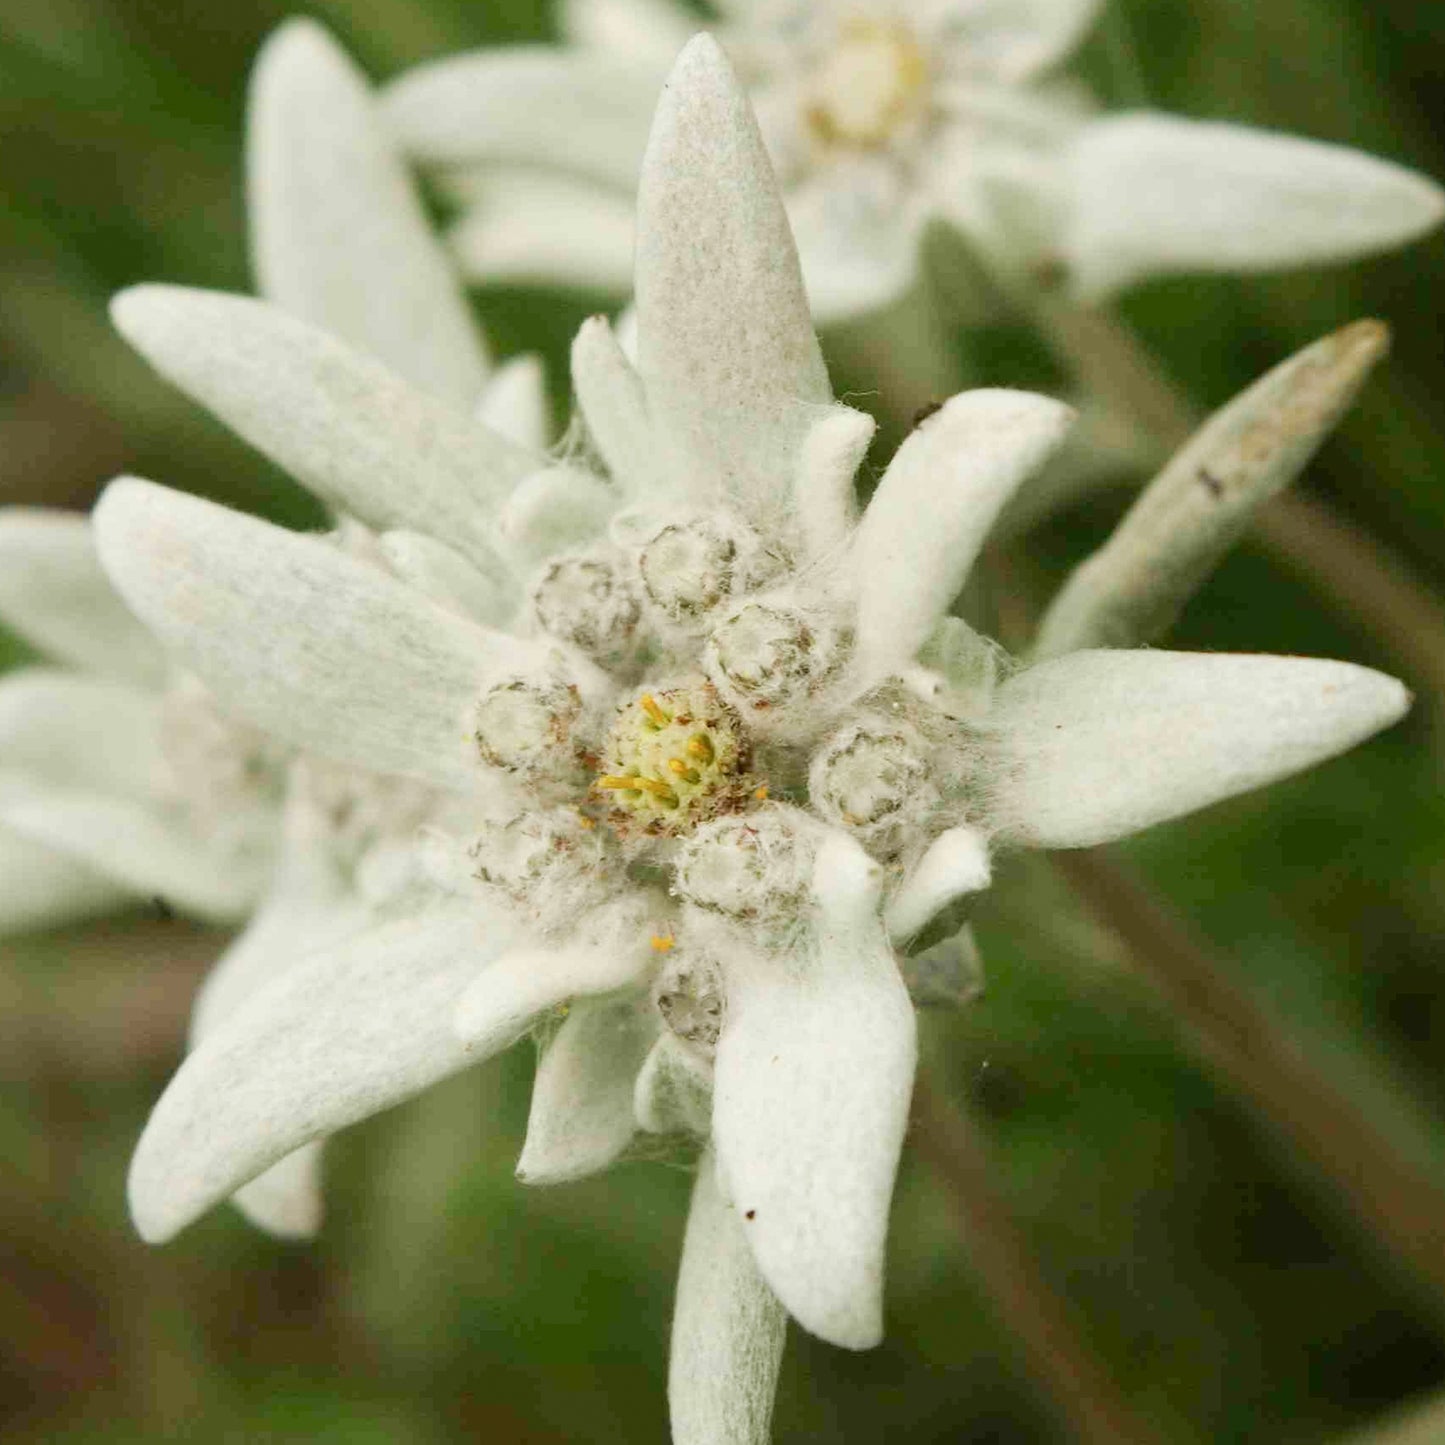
xmin=804 ymin=16 xmax=928 ymax=150
xmin=594 ymin=683 xmax=755 ymax=835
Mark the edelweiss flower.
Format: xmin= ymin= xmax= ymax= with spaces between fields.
xmin=0 ymin=18 xmax=548 ymax=1236
xmin=383 ymin=0 xmax=1445 ymax=321
xmin=95 ymin=36 xmax=1408 ymax=1444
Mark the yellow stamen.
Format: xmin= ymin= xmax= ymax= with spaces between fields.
xmin=596 ymin=774 xmax=641 ymax=791
xmin=754 ymin=785 xmax=770 ymax=801
xmin=668 ymin=759 xmax=701 ymax=784
xmin=640 ymin=693 xmax=668 ymax=728
xmin=687 ymin=734 xmax=714 ymax=763
xmin=650 ymin=932 xmax=676 ymax=953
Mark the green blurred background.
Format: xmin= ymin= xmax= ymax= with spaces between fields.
xmin=3 ymin=1 xmax=1445 ymax=1441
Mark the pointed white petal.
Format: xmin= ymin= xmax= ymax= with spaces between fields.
xmin=635 ymin=36 xmax=832 ymax=527
xmin=670 ymin=1149 xmax=788 ymax=1445
xmin=1035 ymin=320 xmax=1391 ymax=657
xmin=0 ymin=668 xmax=166 ymax=803
xmin=983 ymin=650 xmax=1412 ymax=848
xmin=247 ymin=19 xmax=490 ymax=409
xmin=711 ymin=834 xmax=915 ymax=1349
xmin=1 ymin=790 xmax=266 ymax=921
xmin=516 ymin=992 xmax=653 ymax=1185
xmin=454 ymin=915 xmax=656 ymax=1055
xmin=1066 ymin=114 xmax=1445 ymax=299
xmin=931 ymin=0 xmax=1101 ymax=80
xmin=884 ymin=827 xmax=991 ymax=943
xmin=128 ymin=905 xmax=511 ymax=1243
xmin=0 ymin=509 xmax=165 ymax=686
xmin=450 ymin=171 xmax=636 ymax=294
xmin=476 ymin=354 xmax=550 ymax=452
xmin=189 ymin=792 xmax=374 ymax=1240
xmin=793 ymin=404 xmax=873 ymax=560
xmin=94 ymin=480 xmax=541 ymax=788
xmin=0 ymin=824 xmax=133 ymax=936
xmin=378 ymin=530 xmax=517 ymax=627
xmin=231 ymin=1143 xmax=325 ymax=1239
xmin=852 ymin=390 xmax=1074 ymax=677
xmin=571 ymin=314 xmax=660 ymax=496
xmin=382 ymin=48 xmax=661 ymax=191
xmin=634 ymin=1032 xmax=712 ymax=1136
xmin=560 ymin=0 xmax=697 ymax=68
xmin=111 ymin=287 xmax=538 ymax=565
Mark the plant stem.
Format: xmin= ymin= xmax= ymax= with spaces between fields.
xmin=1051 ymin=847 xmax=1445 ymax=1329
xmin=912 ymin=1066 xmax=1171 ymax=1445
xmin=1029 ymin=295 xmax=1445 ymax=722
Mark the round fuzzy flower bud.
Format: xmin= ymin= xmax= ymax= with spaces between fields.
xmin=474 ymin=676 xmax=583 ymax=780
xmin=468 ymin=807 xmax=611 ymax=919
xmin=595 ymin=681 xmax=754 ymax=836
xmin=809 ymin=718 xmax=941 ymax=856
xmin=654 ymin=952 xmax=725 ymax=1056
xmin=706 ymin=600 xmax=848 ymax=716
xmin=674 ymin=806 xmax=815 ymax=921
xmin=637 ymin=513 xmax=783 ymax=625
xmin=531 ymin=551 xmax=641 ymax=660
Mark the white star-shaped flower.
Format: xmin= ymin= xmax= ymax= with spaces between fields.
xmin=382 ymin=0 xmax=1445 ymax=322
xmin=94 ymin=36 xmax=1407 ymax=1444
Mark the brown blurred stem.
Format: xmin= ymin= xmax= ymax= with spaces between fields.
xmin=1028 ymin=295 xmax=1445 ymax=721
xmin=1052 ymin=848 xmax=1445 ymax=1326
xmin=912 ymin=1068 xmax=1170 ymax=1445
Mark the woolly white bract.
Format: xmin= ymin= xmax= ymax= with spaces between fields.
xmin=384 ymin=0 xmax=1445 ymax=321
xmin=92 ymin=33 xmax=1408 ymax=1445
xmin=0 ymin=19 xmax=549 ymax=1238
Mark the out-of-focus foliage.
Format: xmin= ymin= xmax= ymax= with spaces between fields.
xmin=1 ymin=1 xmax=1443 ymax=1442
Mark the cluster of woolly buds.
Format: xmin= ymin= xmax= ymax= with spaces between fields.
xmin=704 ymin=591 xmax=852 ymax=730
xmin=529 ymin=545 xmax=642 ymax=667
xmin=652 ymin=948 xmax=726 ymax=1058
xmin=467 ymin=805 xmax=615 ymax=928
xmin=473 ymin=673 xmax=589 ymax=789
xmin=595 ymin=680 xmax=758 ymax=836
xmin=157 ymin=672 xmax=288 ymax=849
xmin=808 ymin=713 xmax=943 ymax=858
xmin=672 ymin=804 xmax=817 ymax=926
xmin=631 ymin=509 xmax=787 ymax=631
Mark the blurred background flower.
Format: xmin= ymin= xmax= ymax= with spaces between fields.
xmin=3 ymin=2 xmax=1445 ymax=1443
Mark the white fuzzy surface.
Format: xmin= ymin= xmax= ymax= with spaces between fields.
xmin=475 ymin=354 xmax=551 ymax=452
xmin=1066 ymin=113 xmax=1445 ymax=298
xmin=669 ymin=1149 xmax=788 ymax=1445
xmin=247 ymin=19 xmax=491 ymax=409
xmin=110 ymin=286 xmax=537 ymax=567
xmin=983 ymin=649 xmax=1412 ymax=848
xmin=517 ymin=991 xmax=654 ymax=1184
xmin=572 ymin=314 xmax=661 ymax=496
xmin=852 ymin=388 xmax=1075 ymax=679
xmin=711 ymin=832 xmax=915 ymax=1349
xmin=128 ymin=904 xmax=511 ymax=1242
xmin=93 ymin=480 xmax=541 ymax=788
xmin=792 ymin=404 xmax=873 ymax=560
xmin=884 ymin=826 xmax=992 ymax=942
xmin=382 ymin=46 xmax=662 ymax=191
xmin=454 ymin=901 xmax=657 ymax=1055
xmin=634 ymin=37 xmax=831 ymax=529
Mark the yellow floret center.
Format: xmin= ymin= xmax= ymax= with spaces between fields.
xmin=804 ymin=16 xmax=928 ymax=150
xmin=595 ymin=683 xmax=748 ymax=834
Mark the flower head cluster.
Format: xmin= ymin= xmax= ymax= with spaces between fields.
xmin=384 ymin=0 xmax=1445 ymax=321
xmin=47 ymin=22 xmax=1412 ymax=1445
